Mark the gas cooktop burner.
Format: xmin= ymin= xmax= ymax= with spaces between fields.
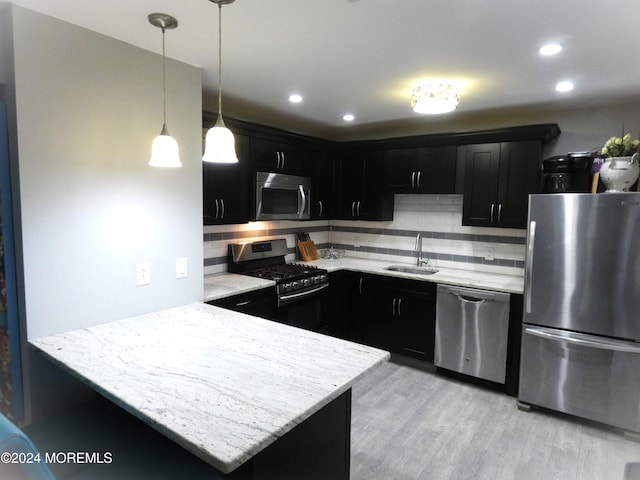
xmin=246 ymin=263 xmax=322 ymax=281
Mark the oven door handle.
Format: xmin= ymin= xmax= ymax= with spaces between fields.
xmin=278 ymin=283 xmax=329 ymax=306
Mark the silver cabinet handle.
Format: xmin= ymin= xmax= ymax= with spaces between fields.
xmin=298 ymin=185 xmax=307 ymax=218
xmin=490 ymin=203 xmax=495 ymax=222
xmin=276 ymin=152 xmax=280 ymax=169
xmin=235 ymin=300 xmax=251 ymax=307
xmin=281 ymin=151 xmax=285 ymax=170
xmin=416 ymin=171 xmax=421 ymax=189
xmin=357 ymin=201 xmax=361 ymax=217
xmin=392 ymin=298 xmax=397 ymax=316
xmin=220 ymin=199 xmax=225 ymax=220
xmin=214 ymin=199 xmax=219 ymax=219
xmin=359 ymin=277 xmax=363 ymax=295
xmin=411 ymin=171 xmax=416 ymax=189
xmin=351 ymin=201 xmax=356 ymax=217
xmin=397 ymin=298 xmax=402 ymax=316
xmin=318 ymin=200 xmax=323 ymax=217
xmin=525 ymin=220 xmax=536 ymax=313
xmin=498 ymin=203 xmax=502 ymax=223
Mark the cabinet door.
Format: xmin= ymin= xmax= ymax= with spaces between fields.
xmin=203 ymin=133 xmax=250 ymax=225
xmin=462 ymin=143 xmax=501 ymax=226
xmin=418 ymin=146 xmax=457 ymax=194
xmin=496 ymin=141 xmax=541 ymax=228
xmin=362 ymin=285 xmax=397 ymax=350
xmin=328 ymin=271 xmax=368 ymax=341
xmin=359 ymin=151 xmax=393 ymax=221
xmin=384 ymin=148 xmax=420 ymax=191
xmin=336 ymin=155 xmax=365 ymax=219
xmin=208 ymin=287 xmax=276 ymax=320
xmin=385 ymin=146 xmax=457 ymax=194
xmin=394 ymin=287 xmax=436 ymax=362
xmin=250 ymin=137 xmax=281 ymax=172
xmin=250 ymin=137 xmax=308 ymax=175
xmin=312 ymin=151 xmax=335 ymax=219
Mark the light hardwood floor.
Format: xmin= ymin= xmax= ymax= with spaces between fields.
xmin=350 ymin=359 xmax=640 ymax=480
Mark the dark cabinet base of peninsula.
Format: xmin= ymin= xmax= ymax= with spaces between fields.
xmin=24 ymin=390 xmax=350 ymax=480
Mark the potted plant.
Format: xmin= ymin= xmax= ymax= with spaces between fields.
xmin=598 ymin=133 xmax=640 ymax=192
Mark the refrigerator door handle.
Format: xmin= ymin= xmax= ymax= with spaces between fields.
xmin=525 ymin=326 xmax=640 ymax=354
xmin=525 ymin=220 xmax=536 ymax=313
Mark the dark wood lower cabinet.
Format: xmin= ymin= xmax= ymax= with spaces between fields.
xmin=329 ymin=272 xmax=436 ymax=363
xmin=208 ymin=287 xmax=276 ymax=320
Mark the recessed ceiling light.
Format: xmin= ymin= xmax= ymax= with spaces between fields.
xmin=288 ymin=94 xmax=303 ymax=103
xmin=539 ymin=43 xmax=563 ymax=56
xmin=343 ymin=114 xmax=355 ymax=122
xmin=556 ymin=81 xmax=574 ymax=92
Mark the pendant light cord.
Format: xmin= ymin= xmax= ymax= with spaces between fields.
xmin=217 ymin=3 xmax=224 ymax=122
xmin=162 ymin=25 xmax=168 ymax=130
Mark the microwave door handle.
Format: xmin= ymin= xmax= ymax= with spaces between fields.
xmin=318 ymin=200 xmax=323 ymax=217
xmin=298 ymin=184 xmax=307 ymax=218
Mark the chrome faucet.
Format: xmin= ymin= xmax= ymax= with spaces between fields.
xmin=415 ymin=232 xmax=429 ymax=266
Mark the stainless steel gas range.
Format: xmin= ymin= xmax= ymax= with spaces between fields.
xmin=227 ymin=239 xmax=329 ymax=331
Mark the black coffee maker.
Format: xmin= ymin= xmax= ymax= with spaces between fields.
xmin=541 ymin=152 xmax=593 ymax=193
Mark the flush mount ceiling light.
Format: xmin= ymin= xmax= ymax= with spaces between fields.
xmin=411 ymin=83 xmax=460 ymax=114
xmin=288 ymin=94 xmax=303 ymax=103
xmin=203 ymin=0 xmax=238 ymax=164
xmin=148 ymin=13 xmax=181 ymax=168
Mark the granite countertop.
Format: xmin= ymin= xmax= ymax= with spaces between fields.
xmin=204 ymin=256 xmax=524 ymax=302
xmin=30 ymin=303 xmax=390 ymax=474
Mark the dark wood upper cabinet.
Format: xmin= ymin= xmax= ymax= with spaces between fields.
xmin=311 ymin=150 xmax=335 ymax=220
xmin=202 ymin=112 xmax=559 ymax=226
xmin=250 ymin=137 xmax=314 ymax=176
xmin=203 ymin=133 xmax=251 ymax=225
xmin=461 ymin=141 xmax=542 ymax=229
xmin=384 ymin=146 xmax=457 ymax=194
xmin=336 ymin=150 xmax=394 ymax=221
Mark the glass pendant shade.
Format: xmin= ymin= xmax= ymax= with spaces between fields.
xmin=203 ymin=0 xmax=238 ymax=164
xmin=148 ymin=13 xmax=180 ymax=168
xmin=203 ymin=117 xmax=238 ymax=163
xmin=411 ymin=83 xmax=460 ymax=114
xmin=149 ymin=124 xmax=181 ymax=167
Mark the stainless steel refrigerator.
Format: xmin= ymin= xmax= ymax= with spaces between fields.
xmin=519 ymin=193 xmax=640 ymax=437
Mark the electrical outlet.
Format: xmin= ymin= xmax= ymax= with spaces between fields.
xmin=484 ymin=247 xmax=495 ymax=261
xmin=176 ymin=257 xmax=188 ymax=279
xmin=136 ymin=262 xmax=151 ymax=286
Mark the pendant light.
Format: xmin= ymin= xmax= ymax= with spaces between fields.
xmin=148 ymin=13 xmax=181 ymax=168
xmin=203 ymin=0 xmax=239 ymax=164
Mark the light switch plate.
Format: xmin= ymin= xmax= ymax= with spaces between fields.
xmin=176 ymin=257 xmax=188 ymax=279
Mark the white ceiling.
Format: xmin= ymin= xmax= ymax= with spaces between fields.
xmin=6 ymin=0 xmax=640 ymax=138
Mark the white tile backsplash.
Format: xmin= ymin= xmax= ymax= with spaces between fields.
xmin=203 ymin=194 xmax=526 ymax=276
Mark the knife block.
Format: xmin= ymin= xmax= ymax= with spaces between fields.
xmin=297 ymin=241 xmax=320 ymax=261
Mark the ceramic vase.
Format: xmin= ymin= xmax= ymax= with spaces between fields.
xmin=599 ymin=153 xmax=640 ymax=192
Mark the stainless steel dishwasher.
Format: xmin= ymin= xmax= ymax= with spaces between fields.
xmin=435 ymin=284 xmax=510 ymax=384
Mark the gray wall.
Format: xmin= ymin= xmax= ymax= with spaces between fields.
xmin=9 ymin=5 xmax=204 ymax=341
xmin=3 ymin=5 xmax=204 ymax=420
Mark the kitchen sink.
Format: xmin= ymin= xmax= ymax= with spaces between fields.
xmin=385 ymin=265 xmax=439 ymax=275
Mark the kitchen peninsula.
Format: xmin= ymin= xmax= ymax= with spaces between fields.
xmin=30 ymin=303 xmax=389 ymax=479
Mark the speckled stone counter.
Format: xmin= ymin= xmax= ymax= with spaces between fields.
xmin=30 ymin=303 xmax=390 ymax=475
xmin=309 ymin=257 xmax=524 ymax=294
xmin=204 ymin=256 xmax=524 ymax=302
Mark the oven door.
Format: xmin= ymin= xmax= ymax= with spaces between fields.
xmin=277 ymin=283 xmax=329 ymax=332
xmin=255 ymin=172 xmax=311 ymax=220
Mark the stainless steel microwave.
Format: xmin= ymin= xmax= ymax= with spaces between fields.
xmin=255 ymin=171 xmax=311 ymax=220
